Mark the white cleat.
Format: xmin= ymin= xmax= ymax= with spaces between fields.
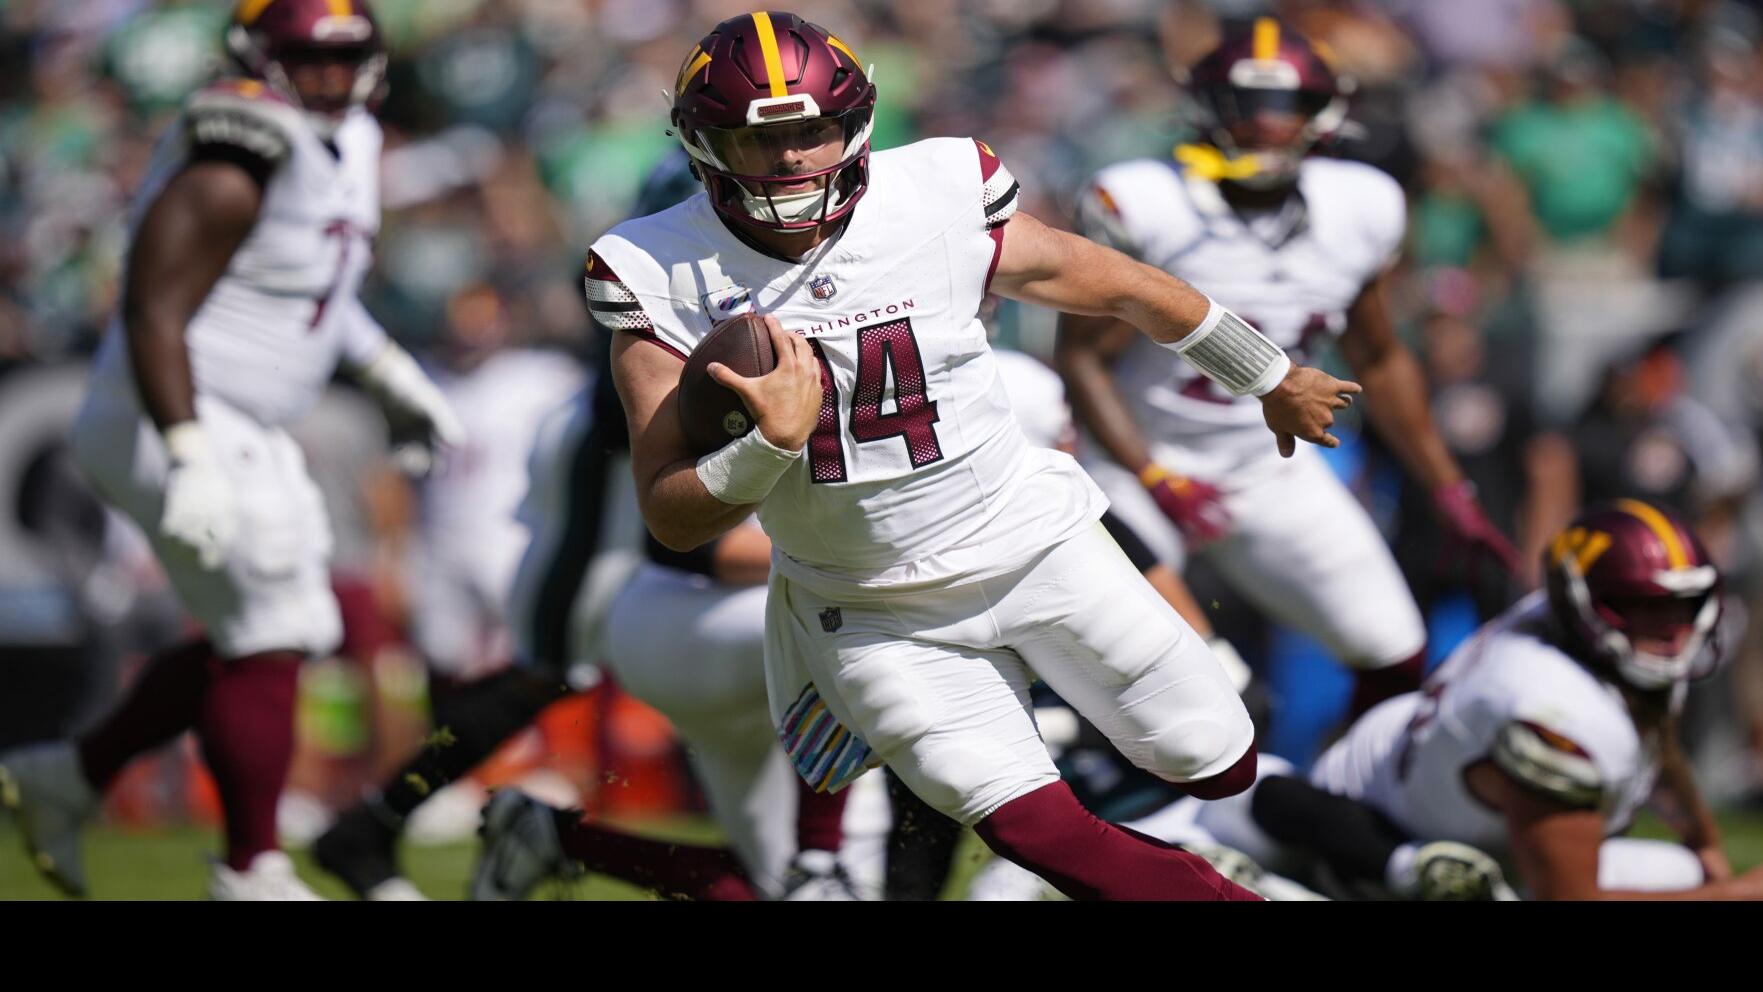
xmin=779 ymin=849 xmax=868 ymax=901
xmin=363 ymin=877 xmax=430 ymax=901
xmin=207 ymin=851 xmax=325 ymax=901
xmin=1412 ymin=841 xmax=1513 ymax=901
xmin=965 ymin=856 xmax=1065 ymax=901
xmin=0 ymin=741 xmax=98 ymax=898
xmin=470 ymin=789 xmax=572 ymax=901
xmin=1187 ymin=842 xmax=1329 ymax=901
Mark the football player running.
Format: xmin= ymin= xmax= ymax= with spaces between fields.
xmin=474 ymin=10 xmax=1357 ymax=902
xmin=1127 ymin=501 xmax=1763 ymax=900
xmin=0 ymin=0 xmax=461 ymax=900
xmin=1057 ymin=18 xmax=1520 ymax=718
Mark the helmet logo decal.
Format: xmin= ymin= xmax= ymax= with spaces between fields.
xmin=750 ymin=11 xmax=790 ymax=98
xmin=678 ymin=45 xmax=712 ymax=96
xmin=1613 ymin=498 xmax=1689 ymax=568
xmin=826 ymin=34 xmax=859 ymax=65
xmin=1550 ymin=527 xmax=1612 ymax=573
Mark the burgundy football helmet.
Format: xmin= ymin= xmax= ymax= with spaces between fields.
xmin=1545 ymin=500 xmax=1722 ymax=691
xmin=1180 ymin=17 xmax=1347 ymax=190
xmin=225 ymin=0 xmax=387 ymax=135
xmin=671 ymin=11 xmax=876 ymax=232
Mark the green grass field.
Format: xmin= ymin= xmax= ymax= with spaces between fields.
xmin=4 ymin=808 xmax=1761 ymax=900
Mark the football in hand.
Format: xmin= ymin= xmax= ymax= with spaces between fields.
xmin=677 ymin=312 xmax=778 ymax=455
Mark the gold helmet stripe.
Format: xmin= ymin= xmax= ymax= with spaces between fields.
xmin=326 ymin=0 xmax=353 ymax=18
xmin=1614 ymin=499 xmax=1690 ymax=569
xmin=236 ymin=0 xmax=277 ymax=24
xmin=751 ymin=11 xmax=790 ymax=98
xmin=1253 ymin=17 xmax=1280 ymax=61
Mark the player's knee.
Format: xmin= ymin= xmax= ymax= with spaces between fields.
xmin=1175 ymin=740 xmax=1257 ymax=800
xmin=1144 ymin=708 xmax=1254 ymax=786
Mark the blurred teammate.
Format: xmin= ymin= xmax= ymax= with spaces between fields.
xmin=0 ymin=0 xmax=461 ymax=900
xmin=1058 ymin=19 xmax=1520 ymax=718
xmin=475 ymin=515 xmax=880 ymax=901
xmin=475 ymin=11 xmax=1359 ymax=902
xmin=1129 ymin=501 xmax=1763 ymax=900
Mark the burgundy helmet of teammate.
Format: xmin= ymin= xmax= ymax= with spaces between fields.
xmin=1179 ymin=16 xmax=1347 ymax=190
xmin=672 ymin=11 xmax=877 ymax=232
xmin=1544 ymin=500 xmax=1723 ymax=692
xmin=225 ymin=0 xmax=388 ymax=134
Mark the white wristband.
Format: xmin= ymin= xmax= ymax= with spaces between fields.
xmin=162 ymin=421 xmax=215 ymax=466
xmin=1164 ymin=298 xmax=1293 ymax=398
xmin=694 ymin=428 xmax=803 ymax=505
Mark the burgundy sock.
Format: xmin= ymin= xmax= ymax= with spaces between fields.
xmin=796 ymin=778 xmax=849 ymax=853
xmin=196 ymin=650 xmax=302 ymax=871
xmin=1176 ymin=741 xmax=1258 ymax=801
xmin=1349 ymin=652 xmax=1425 ymax=720
xmin=553 ymin=814 xmax=757 ymax=901
xmin=974 ymin=781 xmax=1259 ymax=901
xmin=77 ymin=638 xmax=216 ymax=790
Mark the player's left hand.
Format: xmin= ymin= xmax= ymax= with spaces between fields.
xmin=1432 ymin=480 xmax=1522 ymax=581
xmin=358 ymin=343 xmax=467 ymax=475
xmin=1258 ymin=365 xmax=1360 ymax=457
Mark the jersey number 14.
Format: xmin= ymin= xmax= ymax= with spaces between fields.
xmin=807 ymin=318 xmax=944 ymax=483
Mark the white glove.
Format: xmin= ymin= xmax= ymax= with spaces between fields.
xmin=159 ymin=421 xmax=238 ymax=570
xmin=357 ymin=344 xmax=467 ymax=474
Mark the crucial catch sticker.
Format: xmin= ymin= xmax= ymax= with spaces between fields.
xmin=701 ymin=284 xmax=754 ymax=318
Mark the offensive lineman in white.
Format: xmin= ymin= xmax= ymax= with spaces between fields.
xmin=0 ymin=0 xmax=460 ymax=900
xmin=1133 ymin=501 xmax=1763 ymax=900
xmin=1058 ymin=19 xmax=1521 ymax=718
xmin=474 ymin=11 xmax=1358 ymax=902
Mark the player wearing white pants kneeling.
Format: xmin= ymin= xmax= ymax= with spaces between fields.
xmin=599 ymin=521 xmax=889 ymax=899
xmin=1114 ymin=503 xmax=1763 ymax=900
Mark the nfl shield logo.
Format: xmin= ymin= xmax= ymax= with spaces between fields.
xmin=810 ymin=274 xmax=837 ymax=302
xmin=819 ymin=607 xmax=843 ymax=633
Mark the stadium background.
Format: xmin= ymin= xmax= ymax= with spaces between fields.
xmin=5 ymin=0 xmax=1763 ymax=898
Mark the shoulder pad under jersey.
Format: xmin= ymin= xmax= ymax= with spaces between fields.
xmin=1490 ymin=719 xmax=1605 ymax=809
xmin=185 ymin=79 xmax=304 ymax=165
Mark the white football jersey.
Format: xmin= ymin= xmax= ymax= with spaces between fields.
xmin=421 ymin=348 xmax=588 ymax=587
xmin=1311 ymin=592 xmax=1669 ymax=852
xmin=589 ymin=137 xmax=1106 ymax=596
xmin=993 ymin=348 xmax=1074 ymax=452
xmin=1075 ymin=156 xmax=1404 ymax=478
xmin=88 ymin=78 xmax=385 ymax=428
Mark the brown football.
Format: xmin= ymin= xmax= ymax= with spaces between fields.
xmin=677 ymin=312 xmax=778 ymax=455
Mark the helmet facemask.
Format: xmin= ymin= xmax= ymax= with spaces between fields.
xmin=1195 ymin=74 xmax=1345 ymax=191
xmin=678 ymin=102 xmax=875 ymax=232
xmin=1559 ymin=562 xmax=1722 ymax=692
xmin=225 ymin=21 xmax=387 ymax=140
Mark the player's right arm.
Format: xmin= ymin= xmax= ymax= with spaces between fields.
xmin=610 ymin=316 xmax=821 ymax=552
